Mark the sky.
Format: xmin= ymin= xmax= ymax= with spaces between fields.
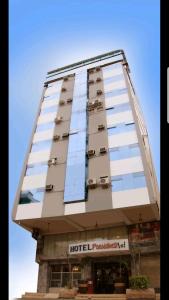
xmin=9 ymin=0 xmax=160 ymax=299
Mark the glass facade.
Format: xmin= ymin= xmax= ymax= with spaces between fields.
xmin=111 ymin=172 xmax=146 ymax=192
xmin=19 ymin=189 xmax=45 ymax=204
xmin=109 ymin=143 xmax=140 ymax=161
xmin=104 ymin=73 xmax=124 ymax=85
xmin=108 ymin=122 xmax=135 ymax=136
xmin=25 ymin=163 xmax=48 ymax=176
xmin=64 ymin=70 xmax=87 ymax=202
xmin=105 ymin=88 xmax=128 ymax=98
xmin=106 ymin=102 xmax=131 ymax=115
xmin=31 ymin=140 xmax=52 ymax=152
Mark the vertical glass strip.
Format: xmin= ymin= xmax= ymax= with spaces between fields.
xmin=64 ymin=70 xmax=87 ymax=202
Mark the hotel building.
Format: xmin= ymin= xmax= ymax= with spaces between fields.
xmin=12 ymin=50 xmax=160 ymax=294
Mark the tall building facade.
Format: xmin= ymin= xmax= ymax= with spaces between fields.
xmin=12 ymin=50 xmax=160 ymax=294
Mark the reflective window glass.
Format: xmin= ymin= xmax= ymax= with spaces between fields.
xmin=109 ymin=143 xmax=140 ymax=160
xmin=41 ymin=105 xmax=58 ymax=114
xmin=26 ymin=163 xmax=48 ymax=176
xmin=104 ymin=73 xmax=124 ymax=85
xmin=111 ymin=172 xmax=146 ymax=192
xmin=31 ymin=140 xmax=52 ymax=152
xmin=19 ymin=189 xmax=45 ymax=204
xmin=105 ymin=88 xmax=128 ymax=98
xmin=64 ymin=71 xmax=87 ymax=202
xmin=108 ymin=122 xmax=135 ymax=136
xmin=36 ymin=122 xmax=54 ymax=132
xmin=106 ymin=102 xmax=131 ymax=115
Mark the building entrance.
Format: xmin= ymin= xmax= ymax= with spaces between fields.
xmin=93 ymin=261 xmax=130 ymax=294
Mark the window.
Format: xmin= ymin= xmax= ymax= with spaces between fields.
xmin=36 ymin=122 xmax=54 ymax=132
xmin=108 ymin=122 xmax=135 ymax=136
xmin=31 ymin=140 xmax=52 ymax=152
xmin=111 ymin=172 xmax=146 ymax=192
xmin=104 ymin=73 xmax=124 ymax=85
xmin=40 ymin=105 xmax=58 ymax=114
xmin=109 ymin=143 xmax=140 ymax=160
xmin=50 ymin=264 xmax=81 ymax=288
xmin=105 ymin=88 xmax=128 ymax=98
xmin=25 ymin=163 xmax=48 ymax=176
xmin=19 ymin=189 xmax=45 ymax=204
xmin=106 ymin=102 xmax=131 ymax=115
xmin=64 ymin=71 xmax=87 ymax=202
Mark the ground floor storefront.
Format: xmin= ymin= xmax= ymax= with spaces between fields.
xmin=37 ymin=221 xmax=160 ymax=294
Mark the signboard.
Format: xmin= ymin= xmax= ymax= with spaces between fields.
xmin=128 ymin=221 xmax=160 ymax=247
xmin=69 ymin=239 xmax=129 ymax=255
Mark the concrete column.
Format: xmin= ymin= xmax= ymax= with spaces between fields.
xmin=37 ymin=262 xmax=49 ymax=293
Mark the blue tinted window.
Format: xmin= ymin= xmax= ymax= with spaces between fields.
xmin=43 ymin=93 xmax=60 ymax=102
xmin=64 ymin=71 xmax=87 ymax=202
xmin=31 ymin=140 xmax=52 ymax=152
xmin=111 ymin=172 xmax=146 ymax=192
xmin=26 ymin=163 xmax=48 ymax=176
xmin=109 ymin=144 xmax=140 ymax=160
xmin=104 ymin=74 xmax=124 ymax=84
xmin=36 ymin=122 xmax=54 ymax=132
xmin=105 ymin=88 xmax=128 ymax=98
xmin=41 ymin=105 xmax=58 ymax=114
xmin=108 ymin=123 xmax=135 ymax=136
xmin=19 ymin=189 xmax=45 ymax=204
xmin=106 ymin=102 xmax=131 ymax=115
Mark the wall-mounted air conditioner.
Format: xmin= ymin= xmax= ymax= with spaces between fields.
xmin=53 ymin=134 xmax=60 ymax=141
xmin=45 ymin=184 xmax=54 ymax=192
xmin=87 ymin=149 xmax=95 ymax=158
xmin=100 ymin=147 xmax=107 ymax=154
xmin=48 ymin=158 xmax=57 ymax=166
xmin=87 ymin=178 xmax=97 ymax=189
xmin=67 ymin=98 xmax=73 ymax=104
xmin=59 ymin=100 xmax=65 ymax=105
xmin=98 ymin=124 xmax=105 ymax=131
xmin=96 ymin=67 xmax=101 ymax=72
xmin=62 ymin=132 xmax=69 ymax=139
xmin=99 ymin=176 xmax=110 ymax=188
xmin=55 ymin=116 xmax=63 ymax=124
xmin=97 ymin=89 xmax=103 ymax=96
xmin=88 ymin=80 xmax=94 ymax=85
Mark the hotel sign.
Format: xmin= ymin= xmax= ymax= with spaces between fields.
xmin=69 ymin=239 xmax=129 ymax=255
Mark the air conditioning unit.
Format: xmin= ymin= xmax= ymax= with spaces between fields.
xmin=87 ymin=178 xmax=97 ymax=189
xmin=100 ymin=147 xmax=107 ymax=154
xmin=97 ymin=90 xmax=103 ymax=96
xmin=87 ymin=106 xmax=94 ymax=112
xmin=53 ymin=134 xmax=60 ymax=141
xmin=99 ymin=176 xmax=110 ymax=188
xmin=98 ymin=124 xmax=105 ymax=131
xmin=87 ymin=149 xmax=95 ymax=158
xmin=89 ymin=69 xmax=94 ymax=74
xmin=62 ymin=132 xmax=69 ymax=139
xmin=87 ymin=102 xmax=95 ymax=110
xmin=55 ymin=116 xmax=63 ymax=124
xmin=97 ymin=101 xmax=103 ymax=107
xmin=88 ymin=79 xmax=94 ymax=85
xmin=64 ymin=77 xmax=69 ymax=81
xmin=45 ymin=184 xmax=54 ymax=192
xmin=48 ymin=158 xmax=57 ymax=166
xmin=61 ymin=87 xmax=67 ymax=92
xmin=96 ymin=77 xmax=102 ymax=82
xmin=67 ymin=98 xmax=73 ymax=103
xmin=96 ymin=67 xmax=101 ymax=72
xmin=59 ymin=100 xmax=65 ymax=105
